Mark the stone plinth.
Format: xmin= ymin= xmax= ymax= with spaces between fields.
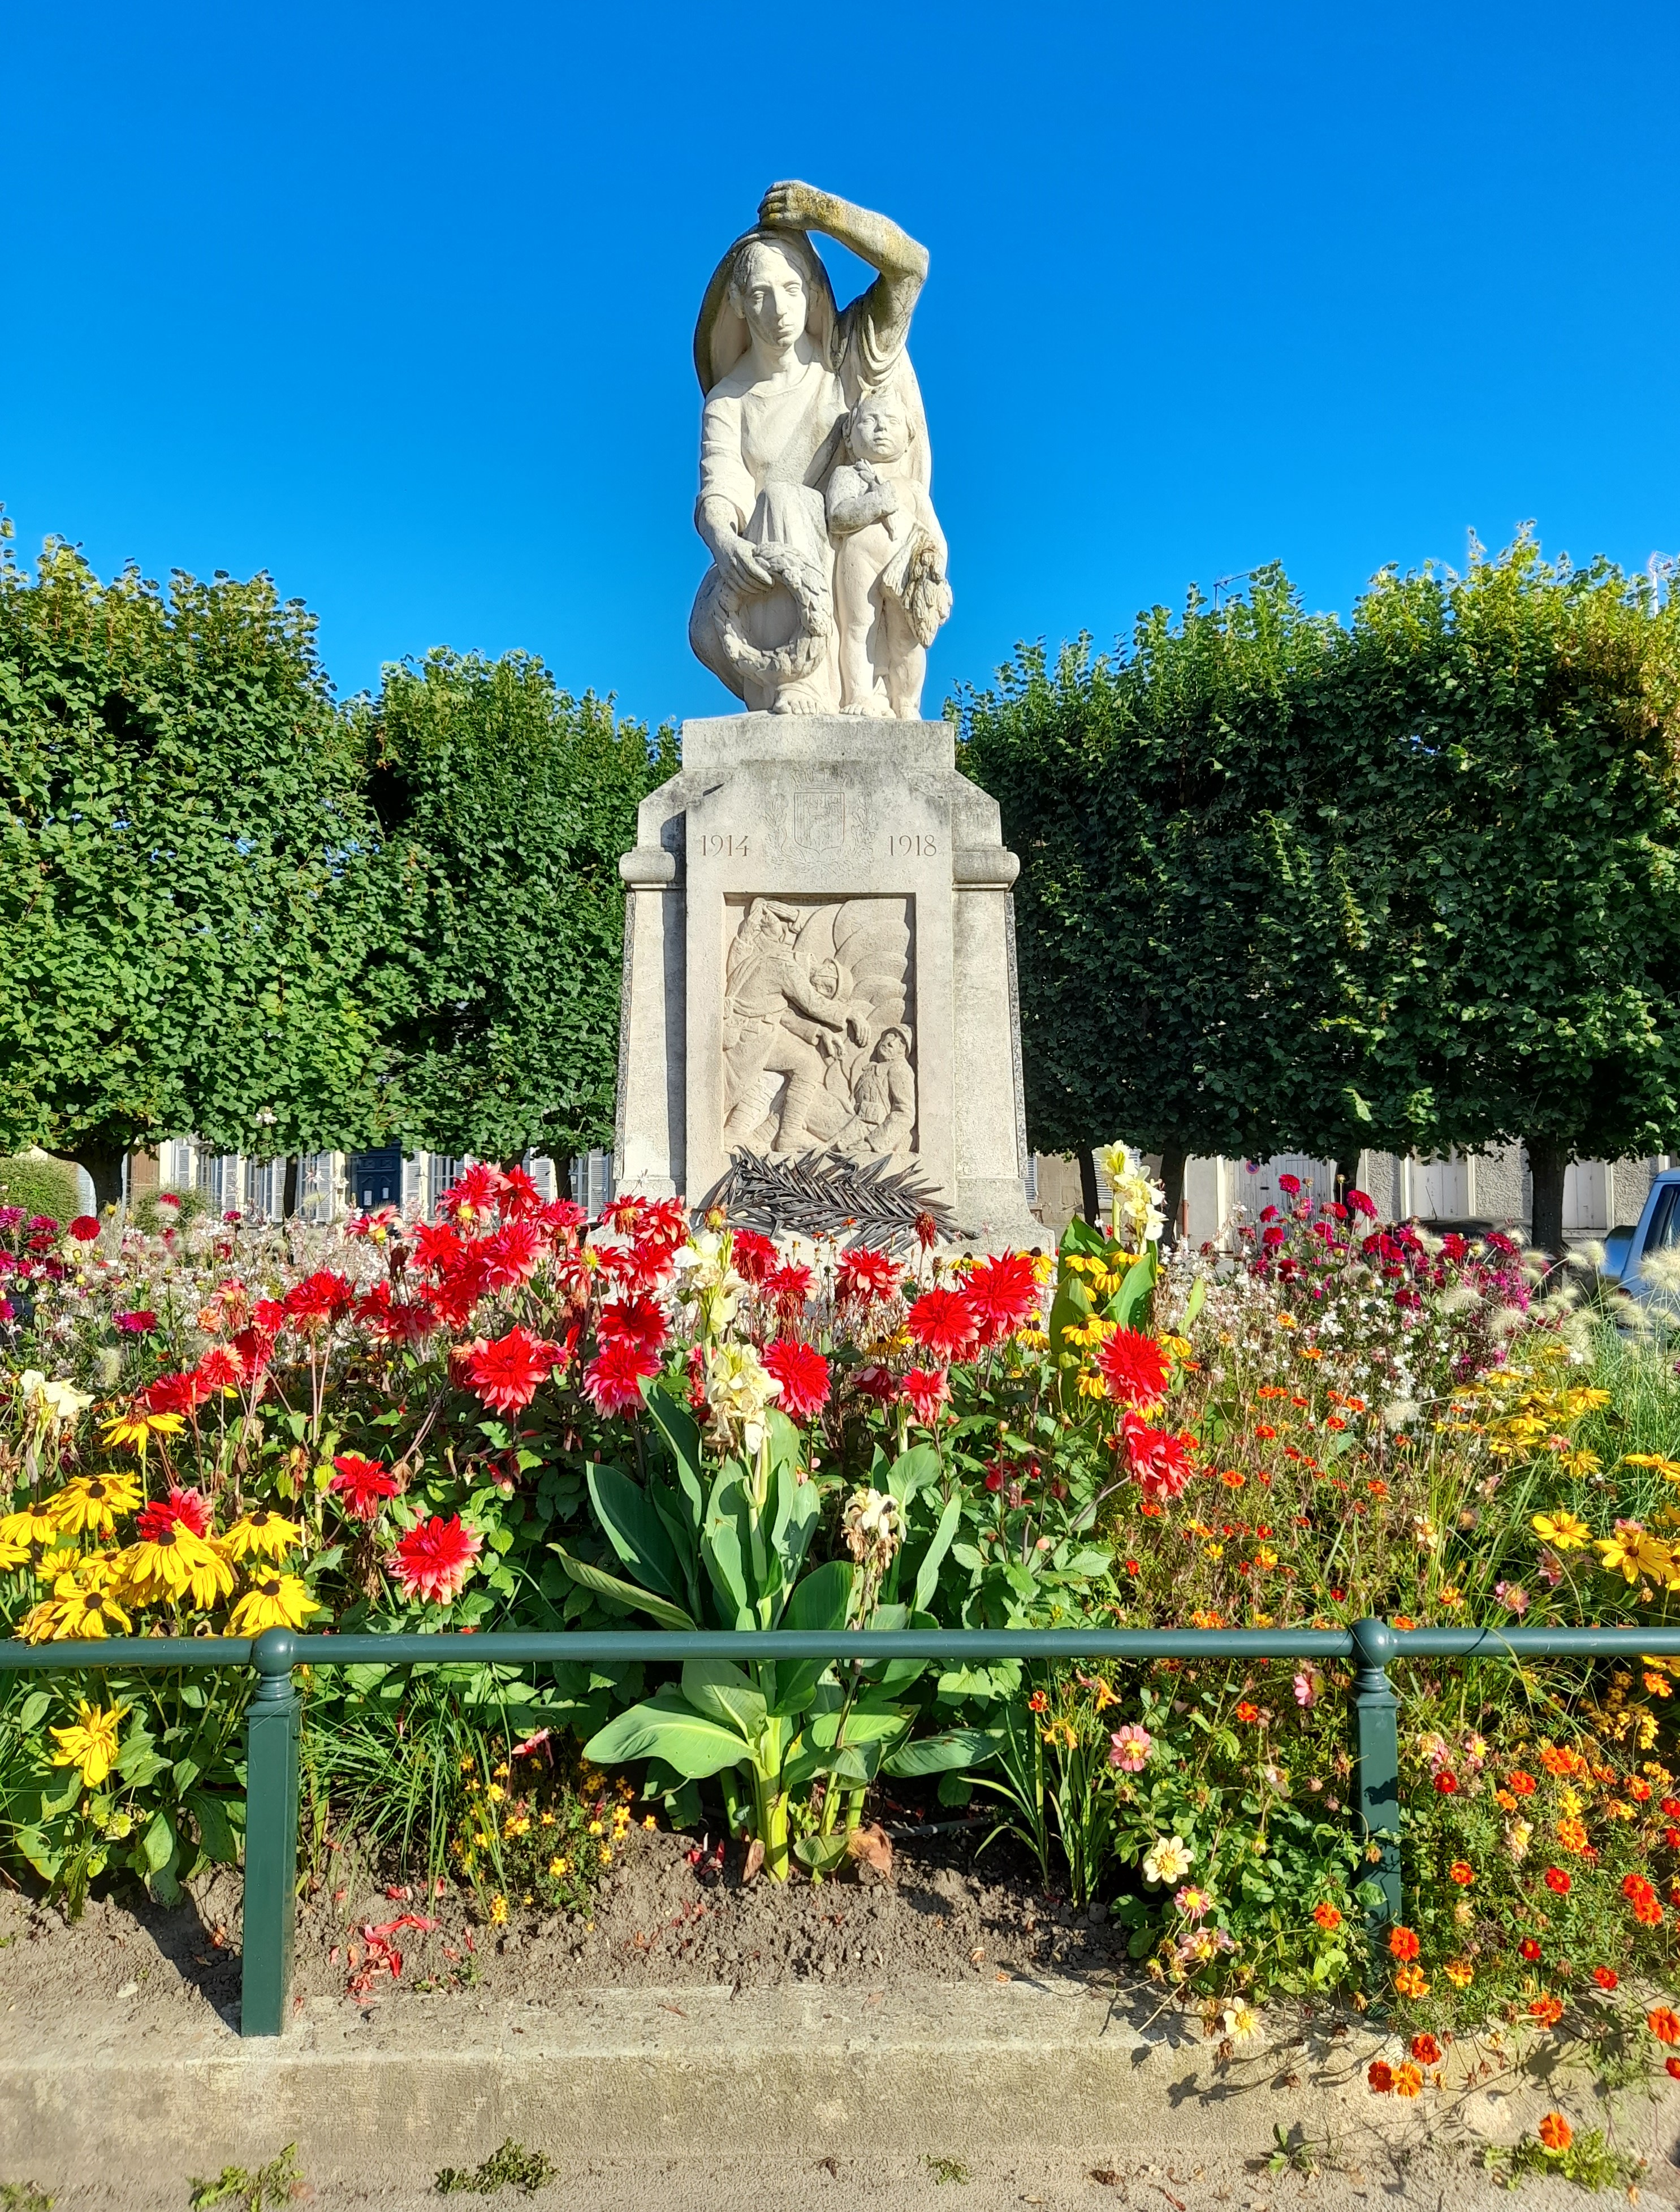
xmin=615 ymin=714 xmax=1038 ymax=1244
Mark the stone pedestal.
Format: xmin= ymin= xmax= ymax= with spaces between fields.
xmin=615 ymin=714 xmax=1039 ymax=1244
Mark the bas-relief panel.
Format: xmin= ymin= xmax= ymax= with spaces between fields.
xmin=720 ymin=895 xmax=916 ymax=1162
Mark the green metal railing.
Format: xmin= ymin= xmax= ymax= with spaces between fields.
xmin=6 ymin=1619 xmax=1679 ymax=2037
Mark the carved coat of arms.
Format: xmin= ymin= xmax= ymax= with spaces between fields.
xmin=792 ymin=789 xmax=845 ymax=854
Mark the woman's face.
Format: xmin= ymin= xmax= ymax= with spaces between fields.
xmin=735 ymin=241 xmax=807 ymax=355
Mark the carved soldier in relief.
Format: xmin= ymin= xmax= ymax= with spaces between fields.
xmin=719 ymin=896 xmax=918 ymax=1163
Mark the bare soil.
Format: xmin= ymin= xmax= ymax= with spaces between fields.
xmin=0 ymin=1821 xmax=1141 ymax=2027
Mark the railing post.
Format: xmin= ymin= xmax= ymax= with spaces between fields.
xmin=1349 ymin=1616 xmax=1401 ymax=1960
xmin=241 ymin=1627 xmax=300 ymax=2038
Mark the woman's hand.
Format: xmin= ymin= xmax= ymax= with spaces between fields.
xmin=758 ymin=180 xmax=824 ymax=232
xmin=715 ymin=531 xmax=775 ymax=598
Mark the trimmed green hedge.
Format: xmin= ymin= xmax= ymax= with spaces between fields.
xmin=0 ymin=1153 xmax=81 ymax=1223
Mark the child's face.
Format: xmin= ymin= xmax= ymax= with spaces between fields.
xmin=851 ymin=400 xmax=908 ymax=463
xmin=879 ymin=1031 xmax=907 ymax=1063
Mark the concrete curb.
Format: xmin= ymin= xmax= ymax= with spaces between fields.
xmin=6 ymin=1978 xmax=1680 ymax=2200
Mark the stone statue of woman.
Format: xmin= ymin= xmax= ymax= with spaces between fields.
xmin=689 ymin=182 xmax=938 ymax=716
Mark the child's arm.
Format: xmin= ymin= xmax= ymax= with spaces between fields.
xmin=827 ymin=462 xmax=897 ymax=537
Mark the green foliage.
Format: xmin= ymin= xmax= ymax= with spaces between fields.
xmin=0 ymin=2185 xmax=55 ymax=2212
xmin=0 ymin=521 xmax=387 ymax=1205
xmin=434 ymin=2140 xmax=557 ymax=2196
xmin=362 ymin=650 xmax=675 ymax=1163
xmin=187 ymin=2144 xmax=303 ymax=2212
xmin=960 ymin=536 xmax=1680 ymax=1232
xmin=0 ymin=1154 xmax=79 ymax=1224
xmin=128 ymin=1184 xmax=211 ymax=1235
xmin=956 ymin=572 xmax=1390 ymax=1168
xmin=1483 ymin=2126 xmax=1641 ymax=2192
xmin=1345 ymin=532 xmax=1680 ymax=1249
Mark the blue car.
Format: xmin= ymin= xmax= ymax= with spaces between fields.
xmin=1604 ymin=1167 xmax=1680 ymax=1301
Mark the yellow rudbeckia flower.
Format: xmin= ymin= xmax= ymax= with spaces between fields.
xmin=44 ymin=1471 xmax=142 ymax=1537
xmin=118 ymin=1527 xmax=235 ymax=1611
xmin=50 ymin=1699 xmax=127 ymax=1787
xmin=24 ymin=1584 xmax=134 ymax=1641
xmin=220 ymin=1510 xmax=302 ymax=1563
xmin=0 ymin=1500 xmax=63 ymax=1547
xmin=1533 ymin=1511 xmax=1592 ymax=1553
xmin=227 ymin=1572 xmax=316 ymax=1636
xmin=100 ymin=1410 xmax=184 ymax=1458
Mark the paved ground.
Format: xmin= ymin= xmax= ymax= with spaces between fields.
xmin=5 ymin=1976 xmax=1678 ymax=2210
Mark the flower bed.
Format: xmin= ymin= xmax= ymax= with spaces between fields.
xmin=7 ymin=1159 xmax=1680 ymax=2135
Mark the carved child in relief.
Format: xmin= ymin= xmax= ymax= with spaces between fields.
xmin=826 ymin=385 xmax=951 ymax=720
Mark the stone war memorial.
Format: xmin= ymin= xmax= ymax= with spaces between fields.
xmin=616 ymin=180 xmax=1039 ymax=1247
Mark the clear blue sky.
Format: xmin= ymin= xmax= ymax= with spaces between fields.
xmin=4 ymin=3 xmax=1677 ymax=732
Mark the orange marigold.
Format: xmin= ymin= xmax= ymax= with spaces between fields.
xmin=1409 ymin=2033 xmax=1441 ymax=2066
xmin=1448 ymin=1861 xmax=1475 ymax=1886
xmin=1388 ymin=1924 xmax=1420 ymax=1960
xmin=1367 ymin=2060 xmax=1393 ymax=2093
xmin=1530 ymin=1995 xmax=1565 ymax=2027
xmin=1394 ymin=1964 xmax=1427 ymax=1998
xmin=1312 ymin=1901 xmax=1342 ymax=1931
xmin=1648 ymin=2006 xmax=1680 ymax=2045
xmin=1538 ymin=2113 xmax=1573 ymax=2153
xmin=1392 ymin=2062 xmax=1423 ymax=2098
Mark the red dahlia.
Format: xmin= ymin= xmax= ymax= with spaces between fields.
xmin=136 ymin=1486 xmax=213 ymax=1541
xmin=762 ymin=1338 xmax=830 ymax=1421
xmin=1096 ymin=1326 xmax=1169 ymax=1408
xmin=964 ymin=1252 xmax=1038 ymax=1343
xmin=331 ymin=1454 xmax=401 ymax=1520
xmin=731 ymin=1230 xmax=778 ymax=1285
xmin=1120 ymin=1415 xmax=1197 ymax=1503
xmin=465 ymin=1326 xmax=562 ymax=1415
xmin=583 ymin=1336 xmax=659 ymax=1417
xmin=597 ymin=1294 xmax=670 ymax=1359
xmin=906 ymin=1287 xmax=978 ymax=1360
xmin=389 ymin=1513 xmax=482 ymax=1605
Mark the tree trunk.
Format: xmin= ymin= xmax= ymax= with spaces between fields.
xmin=1077 ymin=1146 xmax=1100 ymax=1228
xmin=70 ymin=1139 xmax=126 ymax=1214
xmin=1159 ymin=1146 xmax=1187 ymax=1249
xmin=281 ymin=1155 xmax=300 ymax=1218
xmin=1527 ymin=1137 xmax=1567 ymax=1258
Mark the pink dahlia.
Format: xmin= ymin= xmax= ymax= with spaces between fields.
xmin=583 ymin=1335 xmax=659 ymax=1417
xmin=389 ymin=1513 xmax=482 ymax=1605
xmin=902 ymin=1365 xmax=951 ymax=1426
xmin=1108 ymin=1722 xmax=1151 ymax=1773
xmin=836 ymin=1245 xmax=901 ymax=1303
xmin=1120 ymin=1414 xmax=1197 ymax=1504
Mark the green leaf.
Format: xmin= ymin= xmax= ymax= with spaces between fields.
xmin=679 ymin=1659 xmax=767 ymax=1741
xmin=588 ymin=1461 xmax=688 ymax=1605
xmin=19 ymin=1689 xmax=50 ymax=1731
xmin=549 ymin=1545 xmax=696 ymax=1630
xmin=913 ymin=1491 xmax=963 ymax=1615
xmin=187 ymin=1790 xmax=238 ymax=1865
xmin=140 ymin=1808 xmax=176 ymax=1874
xmin=884 ymin=1727 xmax=1003 ymax=1778
xmin=584 ymin=1696 xmax=748 ymax=1780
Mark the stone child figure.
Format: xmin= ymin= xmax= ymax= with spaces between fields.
xmin=836 ymin=1024 xmax=916 ymax=1156
xmin=689 ymin=182 xmax=951 ymax=716
xmin=826 ymin=381 xmax=951 ymax=719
